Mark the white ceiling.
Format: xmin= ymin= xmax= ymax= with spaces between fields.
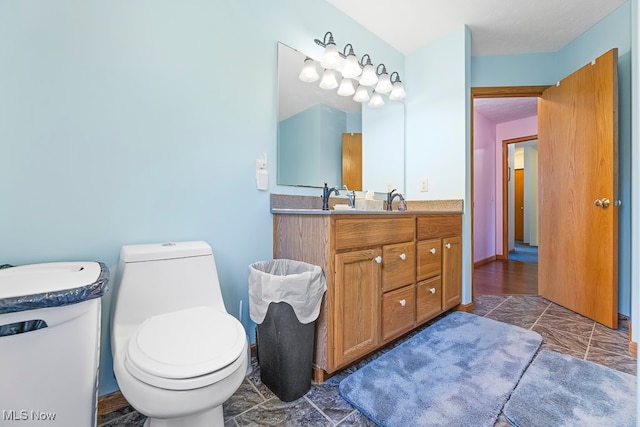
xmin=326 ymin=0 xmax=626 ymax=123
xmin=326 ymin=0 xmax=626 ymax=56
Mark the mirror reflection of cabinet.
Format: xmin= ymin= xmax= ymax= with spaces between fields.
xmin=342 ymin=133 xmax=362 ymax=191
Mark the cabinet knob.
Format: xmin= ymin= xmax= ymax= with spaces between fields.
xmin=399 ymin=253 xmax=406 ymax=260
xmin=429 ymin=287 xmax=436 ymax=294
xmin=374 ymin=255 xmax=382 ymax=264
xmin=399 ymin=299 xmax=407 ymax=307
xmin=445 ymin=243 xmax=451 ymax=249
xmin=429 ymin=248 xmax=436 ymax=254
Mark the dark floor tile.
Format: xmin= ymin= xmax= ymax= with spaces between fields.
xmin=99 ymin=410 xmax=146 ymax=427
xmin=234 ymin=397 xmax=331 ymax=426
xmin=305 ymin=381 xmax=354 ymax=423
xmin=246 ymin=365 xmax=276 ymax=401
xmin=97 ymin=405 xmax=138 ymax=426
xmin=335 ymin=410 xmax=377 ymax=426
xmin=532 ymin=324 xmax=590 ymax=355
xmin=224 ymin=378 xmax=268 ymax=420
xmin=590 ymin=324 xmax=633 ymax=356
xmin=542 ymin=303 xmax=594 ymax=325
xmin=586 ymin=347 xmax=637 ymax=375
xmin=535 ymin=313 xmax=594 ymax=337
xmin=539 ymin=341 xmax=586 ymax=359
xmin=485 ymin=310 xmax=540 ymax=330
xmin=472 ymin=295 xmax=510 ymax=316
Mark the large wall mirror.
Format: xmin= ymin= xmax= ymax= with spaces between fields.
xmin=277 ymin=42 xmax=405 ymax=193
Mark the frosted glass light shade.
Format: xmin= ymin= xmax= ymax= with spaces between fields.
xmin=342 ymin=54 xmax=362 ymax=78
xmin=319 ymin=69 xmax=339 ymax=90
xmin=389 ymin=81 xmax=407 ymax=100
xmin=375 ymin=72 xmax=392 ymax=94
xmin=320 ymin=44 xmax=341 ymax=70
xmin=359 ymin=64 xmax=378 ymax=86
xmin=353 ymin=85 xmax=370 ymax=102
xmin=337 ymin=78 xmax=355 ymax=96
xmin=369 ymin=92 xmax=384 ymax=108
xmin=299 ymin=58 xmax=319 ymax=83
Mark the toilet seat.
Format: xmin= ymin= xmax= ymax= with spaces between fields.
xmin=125 ymin=306 xmax=246 ymax=390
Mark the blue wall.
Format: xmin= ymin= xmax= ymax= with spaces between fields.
xmin=0 ymin=0 xmax=403 ymax=396
xmin=471 ymin=2 xmax=632 ymax=315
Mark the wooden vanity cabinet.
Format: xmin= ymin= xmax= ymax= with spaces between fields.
xmin=273 ymin=212 xmax=462 ymax=383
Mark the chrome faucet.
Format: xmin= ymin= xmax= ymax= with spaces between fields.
xmin=386 ymin=189 xmax=403 ymax=211
xmin=322 ymin=183 xmax=340 ymax=210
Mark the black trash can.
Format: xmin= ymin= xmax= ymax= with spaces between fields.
xmin=249 ymin=259 xmax=326 ymax=402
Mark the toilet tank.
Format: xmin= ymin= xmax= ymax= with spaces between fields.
xmin=111 ymin=241 xmax=227 ymax=329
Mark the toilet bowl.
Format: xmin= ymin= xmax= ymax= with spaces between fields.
xmin=110 ymin=241 xmax=248 ymax=427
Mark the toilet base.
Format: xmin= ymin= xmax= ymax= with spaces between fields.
xmin=143 ymin=405 xmax=223 ymax=427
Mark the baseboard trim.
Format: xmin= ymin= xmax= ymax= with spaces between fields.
xmin=97 ymin=391 xmax=128 ymax=417
xmin=456 ymin=302 xmax=474 ymax=313
xmin=474 ymin=255 xmax=496 ymax=268
xmin=629 ymin=341 xmax=637 ymax=356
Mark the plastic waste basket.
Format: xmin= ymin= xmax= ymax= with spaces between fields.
xmin=248 ymin=259 xmax=326 ymax=402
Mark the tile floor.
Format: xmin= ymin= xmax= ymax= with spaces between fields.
xmin=98 ymin=295 xmax=636 ymax=427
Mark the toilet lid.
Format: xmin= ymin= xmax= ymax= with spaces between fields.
xmin=127 ymin=306 xmax=245 ymax=380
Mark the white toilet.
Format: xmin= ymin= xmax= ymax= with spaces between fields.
xmin=110 ymin=241 xmax=248 ymax=427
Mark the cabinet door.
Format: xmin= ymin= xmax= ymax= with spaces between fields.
xmin=334 ymin=249 xmax=381 ymax=368
xmin=382 ymin=241 xmax=415 ymax=292
xmin=442 ymin=236 xmax=462 ymax=309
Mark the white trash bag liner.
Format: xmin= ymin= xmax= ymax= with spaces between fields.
xmin=249 ymin=259 xmax=326 ymax=324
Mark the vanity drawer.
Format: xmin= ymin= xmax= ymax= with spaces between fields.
xmin=417 ymin=239 xmax=441 ymax=281
xmin=382 ymin=242 xmax=416 ymax=292
xmin=417 ymin=215 xmax=461 ymax=240
xmin=335 ymin=218 xmax=415 ymax=251
xmin=381 ymin=285 xmax=416 ymax=342
xmin=416 ymin=277 xmax=442 ymax=323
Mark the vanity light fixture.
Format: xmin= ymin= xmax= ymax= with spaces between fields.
xmin=374 ymin=64 xmax=392 ymax=94
xmin=298 ymin=57 xmax=319 ymax=82
xmin=300 ymin=31 xmax=407 ymax=106
xmin=369 ymin=91 xmax=385 ymax=108
xmin=389 ymin=72 xmax=407 ymax=100
xmin=353 ymin=85 xmax=370 ymax=102
xmin=319 ymin=68 xmax=339 ymax=90
xmin=337 ymin=77 xmax=356 ymax=96
xmin=317 ymin=32 xmax=342 ymax=70
xmin=358 ymin=54 xmax=378 ymax=87
xmin=341 ymin=44 xmax=362 ymax=79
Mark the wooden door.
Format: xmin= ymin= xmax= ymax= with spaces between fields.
xmin=333 ymin=248 xmax=380 ymax=367
xmin=538 ymin=49 xmax=618 ymax=328
xmin=442 ymin=236 xmax=462 ymax=310
xmin=342 ymin=133 xmax=362 ymax=191
xmin=514 ymin=168 xmax=525 ymax=241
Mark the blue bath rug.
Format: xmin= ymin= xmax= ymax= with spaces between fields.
xmin=503 ymin=350 xmax=636 ymax=427
xmin=338 ymin=311 xmax=542 ymax=427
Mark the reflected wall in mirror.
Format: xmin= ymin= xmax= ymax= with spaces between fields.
xmin=277 ymin=42 xmax=405 ymax=193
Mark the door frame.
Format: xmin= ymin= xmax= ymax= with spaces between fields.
xmin=470 ymin=86 xmax=549 ymax=274
xmin=502 ymin=134 xmax=538 ymax=259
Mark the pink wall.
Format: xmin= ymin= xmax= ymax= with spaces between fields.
xmin=494 ymin=116 xmax=538 ymax=255
xmin=473 ymin=110 xmax=497 ymax=262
